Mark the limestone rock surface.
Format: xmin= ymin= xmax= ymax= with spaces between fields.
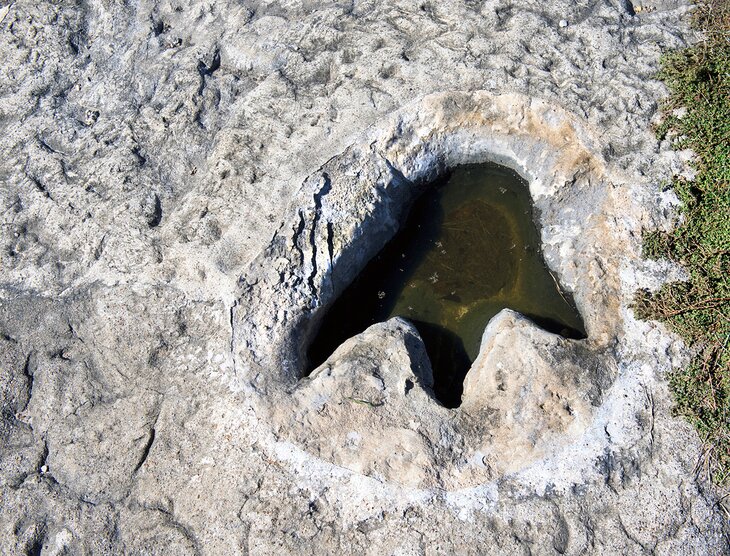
xmin=0 ymin=0 xmax=727 ymax=554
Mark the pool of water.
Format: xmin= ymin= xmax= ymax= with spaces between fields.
xmin=306 ymin=163 xmax=586 ymax=407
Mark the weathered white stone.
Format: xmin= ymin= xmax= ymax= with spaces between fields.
xmin=289 ymin=318 xmax=442 ymax=488
xmin=0 ymin=0 xmax=726 ymax=553
xmin=460 ymin=310 xmax=597 ymax=474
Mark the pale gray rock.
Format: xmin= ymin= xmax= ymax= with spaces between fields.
xmin=0 ymin=0 xmax=727 ymax=554
xmin=288 ymin=318 xmax=445 ymax=488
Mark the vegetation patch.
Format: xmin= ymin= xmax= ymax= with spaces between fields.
xmin=635 ymin=0 xmax=729 ymax=486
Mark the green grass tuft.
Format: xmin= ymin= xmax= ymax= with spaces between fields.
xmin=636 ymin=0 xmax=730 ymax=486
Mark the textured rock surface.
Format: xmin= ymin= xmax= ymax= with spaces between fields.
xmin=0 ymin=0 xmax=727 ymax=554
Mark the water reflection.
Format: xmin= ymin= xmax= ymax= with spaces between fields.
xmin=307 ymin=163 xmax=586 ymax=408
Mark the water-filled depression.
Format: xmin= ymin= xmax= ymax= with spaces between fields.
xmin=307 ymin=163 xmax=586 ymax=407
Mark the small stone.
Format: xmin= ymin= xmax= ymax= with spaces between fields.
xmin=84 ymin=109 xmax=100 ymax=126
xmin=559 ymin=19 xmax=569 ymax=27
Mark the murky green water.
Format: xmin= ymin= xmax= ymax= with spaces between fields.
xmin=307 ymin=163 xmax=585 ymax=407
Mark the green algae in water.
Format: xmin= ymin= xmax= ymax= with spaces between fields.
xmin=307 ymin=163 xmax=586 ymax=408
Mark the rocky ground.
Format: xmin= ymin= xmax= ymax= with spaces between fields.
xmin=0 ymin=0 xmax=727 ymax=554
